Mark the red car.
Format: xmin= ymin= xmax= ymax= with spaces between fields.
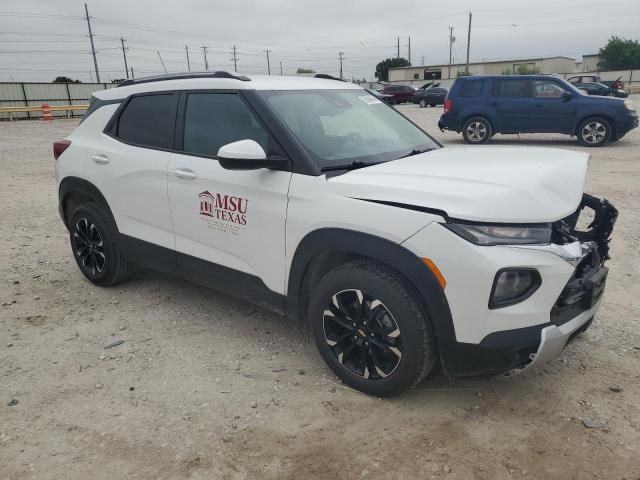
xmin=380 ymin=84 xmax=416 ymax=103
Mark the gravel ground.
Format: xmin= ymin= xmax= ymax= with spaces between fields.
xmin=1 ymin=100 xmax=639 ymax=480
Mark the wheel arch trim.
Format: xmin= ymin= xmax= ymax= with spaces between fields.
xmin=58 ymin=177 xmax=116 ymax=231
xmin=286 ymin=228 xmax=456 ymax=342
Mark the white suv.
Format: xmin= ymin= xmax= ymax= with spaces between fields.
xmin=54 ymin=72 xmax=617 ymax=396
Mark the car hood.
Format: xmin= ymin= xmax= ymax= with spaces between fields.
xmin=327 ymin=146 xmax=589 ymax=223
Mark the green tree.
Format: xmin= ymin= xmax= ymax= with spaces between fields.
xmin=598 ymin=36 xmax=640 ymax=70
xmin=515 ymin=65 xmax=540 ymax=75
xmin=296 ymin=67 xmax=316 ymax=74
xmin=374 ymin=58 xmax=410 ymax=82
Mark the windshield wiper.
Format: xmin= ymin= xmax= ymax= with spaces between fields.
xmin=321 ymin=161 xmax=376 ymax=172
xmin=399 ymin=148 xmax=433 ymax=159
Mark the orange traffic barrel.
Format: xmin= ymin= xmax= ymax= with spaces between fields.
xmin=42 ymin=104 xmax=52 ymax=121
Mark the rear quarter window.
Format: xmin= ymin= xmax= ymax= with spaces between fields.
xmin=458 ymin=80 xmax=484 ymax=97
xmin=115 ymin=93 xmax=176 ymax=149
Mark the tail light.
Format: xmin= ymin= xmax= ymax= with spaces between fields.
xmin=53 ymin=139 xmax=71 ymax=160
xmin=444 ymin=98 xmax=452 ymax=113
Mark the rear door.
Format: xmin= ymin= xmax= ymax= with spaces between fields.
xmin=86 ymin=92 xmax=178 ymax=251
xmin=530 ymin=79 xmax=577 ymax=133
xmin=167 ymin=91 xmax=292 ymax=298
xmin=487 ymin=79 xmax=533 ymax=132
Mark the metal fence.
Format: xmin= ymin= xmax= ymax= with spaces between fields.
xmin=0 ymin=82 xmax=113 ymax=120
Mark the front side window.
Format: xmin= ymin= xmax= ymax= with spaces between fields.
xmin=533 ymin=80 xmax=566 ymax=98
xmin=260 ymin=89 xmax=438 ymax=169
xmin=182 ymin=93 xmax=270 ymax=157
xmin=492 ymin=80 xmax=530 ymax=98
xmin=116 ymin=94 xmax=175 ymax=149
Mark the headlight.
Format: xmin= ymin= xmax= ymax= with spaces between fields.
xmin=444 ymin=223 xmax=552 ymax=246
xmin=489 ymin=268 xmax=541 ymax=309
xmin=624 ymin=100 xmax=636 ymax=111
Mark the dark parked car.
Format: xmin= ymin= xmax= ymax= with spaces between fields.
xmin=381 ymin=84 xmax=416 ymax=103
xmin=412 ymin=87 xmax=448 ymax=107
xmin=366 ymin=88 xmax=396 ymax=105
xmin=438 ymin=75 xmax=638 ymax=146
xmin=575 ymin=82 xmax=628 ymax=98
xmin=567 ymin=75 xmax=624 ymax=91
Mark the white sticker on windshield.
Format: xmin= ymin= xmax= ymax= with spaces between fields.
xmin=358 ymin=94 xmax=382 ymax=105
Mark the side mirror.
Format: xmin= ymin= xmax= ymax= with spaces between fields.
xmin=562 ymin=91 xmax=573 ymax=101
xmin=217 ymin=139 xmax=288 ymax=171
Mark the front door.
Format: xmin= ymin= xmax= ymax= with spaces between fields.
xmin=530 ymin=79 xmax=577 ymax=133
xmin=167 ymin=91 xmax=292 ymax=301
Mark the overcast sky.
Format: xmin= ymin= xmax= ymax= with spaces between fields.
xmin=1 ymin=0 xmax=639 ymax=83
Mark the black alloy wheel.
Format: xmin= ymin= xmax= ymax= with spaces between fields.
xmin=323 ymin=289 xmax=403 ymax=379
xmin=69 ymin=202 xmax=135 ymax=286
xmin=73 ymin=217 xmax=106 ymax=276
xmin=309 ymin=260 xmax=435 ymax=396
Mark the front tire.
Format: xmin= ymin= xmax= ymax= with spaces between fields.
xmin=309 ymin=261 xmax=435 ymax=396
xmin=577 ymin=117 xmax=611 ymax=147
xmin=462 ymin=116 xmax=492 ymax=144
xmin=69 ymin=203 xmax=135 ymax=286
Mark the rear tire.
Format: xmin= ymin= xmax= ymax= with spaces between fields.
xmin=309 ymin=260 xmax=436 ymax=397
xmin=69 ymin=203 xmax=135 ymax=286
xmin=462 ymin=117 xmax=492 ymax=144
xmin=419 ymin=99 xmax=427 ymax=108
xmin=577 ymin=117 xmax=611 ymax=147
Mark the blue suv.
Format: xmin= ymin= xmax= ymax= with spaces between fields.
xmin=438 ymin=75 xmax=638 ymax=147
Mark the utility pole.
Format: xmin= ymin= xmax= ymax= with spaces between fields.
xmin=338 ymin=52 xmax=345 ymax=80
xmin=201 ymin=46 xmax=209 ymax=71
xmin=120 ymin=38 xmax=129 ymax=79
xmin=185 ymin=45 xmax=191 ymax=72
xmin=265 ymin=49 xmax=271 ymax=75
xmin=130 ymin=66 xmax=134 ymax=79
xmin=465 ymin=12 xmax=472 ymax=74
xmin=279 ymin=61 xmax=283 ymax=75
xmin=397 ymin=37 xmax=400 ymax=59
xmin=448 ymin=26 xmax=455 ymax=79
xmin=84 ymin=3 xmax=100 ymax=83
xmin=408 ymin=36 xmax=411 ymax=64
xmin=157 ymin=50 xmax=167 ymax=73
xmin=421 ymin=55 xmax=425 ymax=65
xmin=231 ymin=45 xmax=238 ymax=71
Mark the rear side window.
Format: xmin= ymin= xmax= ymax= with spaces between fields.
xmin=116 ymin=94 xmax=175 ymax=149
xmin=492 ymin=80 xmax=530 ymax=98
xmin=458 ymin=80 xmax=484 ymax=97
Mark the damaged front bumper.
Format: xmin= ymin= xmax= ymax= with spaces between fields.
xmin=436 ymin=193 xmax=618 ymax=378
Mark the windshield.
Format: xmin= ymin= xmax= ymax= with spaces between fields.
xmin=259 ymin=89 xmax=439 ymax=170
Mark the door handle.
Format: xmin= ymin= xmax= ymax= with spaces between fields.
xmin=91 ymin=154 xmax=110 ymax=164
xmin=173 ymin=168 xmax=197 ymax=180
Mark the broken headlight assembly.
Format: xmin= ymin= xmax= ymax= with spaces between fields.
xmin=444 ymin=223 xmax=552 ymax=246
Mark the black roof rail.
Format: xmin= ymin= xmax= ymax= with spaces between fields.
xmin=117 ymin=71 xmax=250 ymax=87
xmin=314 ymin=73 xmax=346 ymax=82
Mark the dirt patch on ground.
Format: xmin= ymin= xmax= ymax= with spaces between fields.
xmin=1 ymin=102 xmax=639 ymax=479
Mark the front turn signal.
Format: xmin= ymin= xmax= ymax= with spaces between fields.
xmin=421 ymin=258 xmax=446 ymax=290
